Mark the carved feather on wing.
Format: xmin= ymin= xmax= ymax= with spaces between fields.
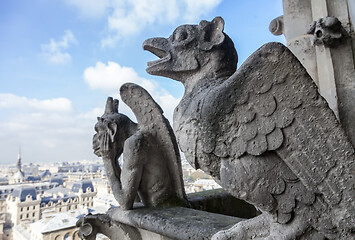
xmin=119 ymin=83 xmax=187 ymax=203
xmin=200 ymin=43 xmax=354 ymax=217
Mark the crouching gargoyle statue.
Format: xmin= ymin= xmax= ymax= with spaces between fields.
xmin=93 ymin=83 xmax=188 ymax=210
xmin=144 ymin=16 xmax=355 ymax=239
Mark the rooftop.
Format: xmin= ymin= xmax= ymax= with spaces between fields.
xmin=31 ymin=212 xmax=79 ymax=233
xmin=72 ymin=180 xmax=94 ymax=193
xmin=11 ymin=186 xmax=37 ymax=201
xmin=12 ymin=170 xmax=25 ymax=180
xmin=41 ymin=194 xmax=77 ymax=204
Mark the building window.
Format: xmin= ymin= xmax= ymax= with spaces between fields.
xmin=20 ymin=207 xmax=23 ymax=212
xmin=27 ymin=207 xmax=29 ymax=211
xmin=33 ymin=206 xmax=35 ymax=210
xmin=20 ymin=214 xmax=22 ymax=219
xmin=26 ymin=213 xmax=29 ymax=218
xmin=32 ymin=212 xmax=35 ymax=217
xmin=64 ymin=233 xmax=70 ymax=240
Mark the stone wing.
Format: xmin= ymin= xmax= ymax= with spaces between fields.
xmin=201 ymin=42 xmax=354 ymax=208
xmin=119 ymin=83 xmax=188 ymax=203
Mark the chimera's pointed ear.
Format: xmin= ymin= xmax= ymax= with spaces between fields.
xmin=97 ymin=117 xmax=103 ymax=122
xmin=212 ymin=17 xmax=225 ymax=32
xmin=199 ymin=16 xmax=225 ymax=51
xmin=113 ymin=99 xmax=119 ymax=113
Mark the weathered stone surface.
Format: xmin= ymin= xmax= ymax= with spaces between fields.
xmin=144 ymin=16 xmax=355 ymax=239
xmin=108 ymin=205 xmax=244 ymax=240
xmin=77 ymin=204 xmax=246 ymax=240
xmin=93 ymin=83 xmax=188 ymax=210
xmin=77 ymin=189 xmax=255 ymax=240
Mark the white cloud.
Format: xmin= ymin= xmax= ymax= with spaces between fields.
xmin=64 ymin=0 xmax=222 ymax=47
xmin=84 ymin=61 xmax=156 ymax=95
xmin=0 ymin=94 xmax=99 ymax=164
xmin=0 ymin=65 xmax=180 ymax=164
xmin=65 ymin=0 xmax=111 ymax=19
xmin=41 ymin=30 xmax=77 ymax=64
xmin=0 ymin=94 xmax=73 ymax=112
xmin=78 ymin=107 xmax=105 ymax=120
xmin=83 ymin=61 xmax=180 ymax=122
xmin=103 ymin=0 xmax=180 ymax=45
xmin=183 ymin=0 xmax=222 ymax=22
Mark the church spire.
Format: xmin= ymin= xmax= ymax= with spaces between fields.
xmin=17 ymin=145 xmax=22 ymax=171
xmin=13 ymin=145 xmax=25 ymax=183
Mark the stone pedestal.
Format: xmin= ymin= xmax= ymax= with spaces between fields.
xmin=77 ymin=190 xmax=257 ymax=240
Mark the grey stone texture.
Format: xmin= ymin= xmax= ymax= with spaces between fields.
xmin=93 ymin=83 xmax=188 ymax=210
xmin=77 ymin=203 xmax=245 ymax=240
xmin=144 ymin=16 xmax=355 ymax=239
xmin=108 ymin=204 xmax=244 ymax=239
xmin=76 ymin=189 xmax=253 ymax=239
xmin=271 ymin=0 xmax=355 ymax=148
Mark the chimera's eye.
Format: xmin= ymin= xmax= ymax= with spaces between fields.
xmin=175 ymin=30 xmax=188 ymax=42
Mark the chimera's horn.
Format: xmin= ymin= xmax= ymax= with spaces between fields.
xmin=104 ymin=97 xmax=114 ymax=114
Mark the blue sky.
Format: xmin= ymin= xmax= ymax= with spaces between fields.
xmin=0 ymin=0 xmax=284 ymax=164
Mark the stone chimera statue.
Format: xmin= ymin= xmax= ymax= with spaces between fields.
xmin=144 ymin=16 xmax=355 ymax=239
xmin=93 ymin=83 xmax=188 ymax=210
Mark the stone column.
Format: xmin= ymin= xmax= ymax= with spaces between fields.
xmin=324 ymin=0 xmax=355 ymax=146
xmin=270 ymin=0 xmax=355 ymax=146
xmin=311 ymin=0 xmax=340 ymax=118
xmin=348 ymin=0 xmax=355 ymax=63
xmin=281 ymin=0 xmax=319 ymax=86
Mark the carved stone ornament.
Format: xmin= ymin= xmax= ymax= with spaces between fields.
xmin=307 ymin=16 xmax=349 ymax=47
xmin=144 ymin=16 xmax=355 ymax=239
xmin=269 ymin=16 xmax=284 ymax=36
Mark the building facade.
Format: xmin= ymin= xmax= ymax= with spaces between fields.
xmin=4 ymin=180 xmax=96 ymax=228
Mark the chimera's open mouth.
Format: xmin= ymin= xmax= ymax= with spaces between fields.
xmin=143 ymin=38 xmax=171 ymax=73
xmin=144 ymin=45 xmax=170 ymax=68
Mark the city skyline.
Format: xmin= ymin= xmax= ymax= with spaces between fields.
xmin=0 ymin=0 xmax=284 ymax=164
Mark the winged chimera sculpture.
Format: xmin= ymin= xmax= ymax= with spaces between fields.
xmin=143 ymin=17 xmax=355 ymax=239
xmin=93 ymin=83 xmax=188 ymax=210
